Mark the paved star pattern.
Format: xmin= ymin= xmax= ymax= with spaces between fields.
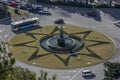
xmin=12 ymin=26 xmax=110 ymax=66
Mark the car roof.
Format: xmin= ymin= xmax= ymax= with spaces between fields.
xmin=82 ymin=70 xmax=91 ymax=73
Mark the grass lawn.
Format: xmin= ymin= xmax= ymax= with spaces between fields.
xmin=0 ymin=7 xmax=27 ymax=20
xmin=8 ymin=25 xmax=115 ymax=68
xmin=8 ymin=7 xmax=27 ymax=17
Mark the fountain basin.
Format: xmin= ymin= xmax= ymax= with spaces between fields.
xmin=40 ymin=34 xmax=84 ymax=53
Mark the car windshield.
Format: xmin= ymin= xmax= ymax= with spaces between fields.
xmin=84 ymin=72 xmax=91 ymax=74
xmin=118 ymin=22 xmax=120 ymax=24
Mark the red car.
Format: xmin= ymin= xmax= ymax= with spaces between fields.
xmin=9 ymin=1 xmax=18 ymax=7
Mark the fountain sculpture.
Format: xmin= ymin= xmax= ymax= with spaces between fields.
xmin=40 ymin=19 xmax=84 ymax=53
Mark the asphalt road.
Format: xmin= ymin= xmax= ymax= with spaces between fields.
xmin=0 ymin=5 xmax=120 ymax=80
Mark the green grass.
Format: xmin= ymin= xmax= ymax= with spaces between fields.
xmin=8 ymin=25 xmax=115 ymax=68
xmin=0 ymin=7 xmax=27 ymax=20
xmin=8 ymin=7 xmax=27 ymax=17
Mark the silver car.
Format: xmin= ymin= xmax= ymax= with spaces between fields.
xmin=115 ymin=22 xmax=120 ymax=27
xmin=82 ymin=70 xmax=94 ymax=77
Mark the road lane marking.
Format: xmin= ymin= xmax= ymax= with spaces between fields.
xmin=60 ymin=76 xmax=70 ymax=79
xmin=69 ymin=68 xmax=84 ymax=80
xmin=68 ymin=70 xmax=77 ymax=73
xmin=0 ymin=28 xmax=5 ymax=33
xmin=4 ymin=34 xmax=10 ymax=38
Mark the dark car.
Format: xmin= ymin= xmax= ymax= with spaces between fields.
xmin=20 ymin=5 xmax=27 ymax=10
xmin=114 ymin=22 xmax=120 ymax=27
xmin=25 ymin=3 xmax=35 ymax=12
xmin=87 ymin=11 xmax=97 ymax=17
xmin=34 ymin=5 xmax=43 ymax=10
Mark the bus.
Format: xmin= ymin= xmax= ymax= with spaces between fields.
xmin=11 ymin=17 xmax=39 ymax=32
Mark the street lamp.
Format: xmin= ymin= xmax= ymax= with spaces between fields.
xmin=3 ymin=0 xmax=8 ymax=17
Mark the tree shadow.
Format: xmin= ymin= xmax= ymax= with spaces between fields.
xmin=99 ymin=8 xmax=120 ymax=21
xmin=0 ymin=18 xmax=12 ymax=25
xmin=46 ymin=5 xmax=102 ymax=22
xmin=0 ymin=11 xmax=12 ymax=25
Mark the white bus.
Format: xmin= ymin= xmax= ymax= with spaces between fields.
xmin=11 ymin=17 xmax=39 ymax=32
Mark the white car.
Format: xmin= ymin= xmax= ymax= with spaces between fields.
xmin=82 ymin=70 xmax=94 ymax=77
xmin=37 ymin=9 xmax=51 ymax=15
xmin=114 ymin=22 xmax=120 ymax=27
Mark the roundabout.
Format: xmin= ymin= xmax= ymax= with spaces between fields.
xmin=8 ymin=24 xmax=115 ymax=68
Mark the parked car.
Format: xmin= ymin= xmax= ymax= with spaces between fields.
xmin=34 ymin=5 xmax=43 ymax=10
xmin=20 ymin=5 xmax=27 ymax=10
xmin=37 ymin=9 xmax=51 ymax=15
xmin=25 ymin=3 xmax=35 ymax=12
xmin=114 ymin=22 xmax=120 ymax=27
xmin=82 ymin=70 xmax=94 ymax=77
xmin=9 ymin=1 xmax=19 ymax=7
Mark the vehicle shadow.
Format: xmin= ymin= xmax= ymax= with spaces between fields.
xmin=83 ymin=74 xmax=96 ymax=79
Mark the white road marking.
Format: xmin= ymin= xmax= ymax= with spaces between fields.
xmin=69 ymin=68 xmax=84 ymax=80
xmin=0 ymin=36 xmax=5 ymax=42
xmin=0 ymin=36 xmax=4 ymax=40
xmin=47 ymin=17 xmax=57 ymax=21
xmin=60 ymin=76 xmax=70 ymax=79
xmin=68 ymin=70 xmax=77 ymax=73
xmin=4 ymin=33 xmax=10 ymax=38
xmin=0 ymin=28 xmax=5 ymax=32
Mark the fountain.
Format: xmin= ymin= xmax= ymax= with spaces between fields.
xmin=40 ymin=19 xmax=84 ymax=53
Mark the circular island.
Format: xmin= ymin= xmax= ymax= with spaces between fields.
xmin=8 ymin=24 xmax=115 ymax=69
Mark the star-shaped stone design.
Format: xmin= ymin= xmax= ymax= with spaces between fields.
xmin=11 ymin=26 xmax=111 ymax=66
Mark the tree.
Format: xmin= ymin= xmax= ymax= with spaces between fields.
xmin=109 ymin=0 xmax=113 ymax=7
xmin=86 ymin=0 xmax=89 ymax=6
xmin=0 ymin=53 xmax=36 ymax=80
xmin=0 ymin=41 xmax=56 ymax=80
xmin=0 ymin=52 xmax=15 ymax=80
xmin=90 ymin=0 xmax=95 ymax=3
xmin=103 ymin=62 xmax=120 ymax=80
xmin=0 ymin=43 xmax=36 ymax=80
xmin=0 ymin=3 xmax=7 ymax=18
xmin=12 ymin=67 xmax=36 ymax=80
xmin=38 ymin=70 xmax=57 ymax=80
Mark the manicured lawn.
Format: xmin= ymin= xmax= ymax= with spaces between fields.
xmin=8 ymin=7 xmax=27 ymax=17
xmin=0 ymin=7 xmax=27 ymax=20
xmin=8 ymin=25 xmax=115 ymax=68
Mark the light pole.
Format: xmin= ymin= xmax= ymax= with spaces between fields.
xmin=17 ymin=0 xmax=22 ymax=13
xmin=4 ymin=0 xmax=8 ymax=17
